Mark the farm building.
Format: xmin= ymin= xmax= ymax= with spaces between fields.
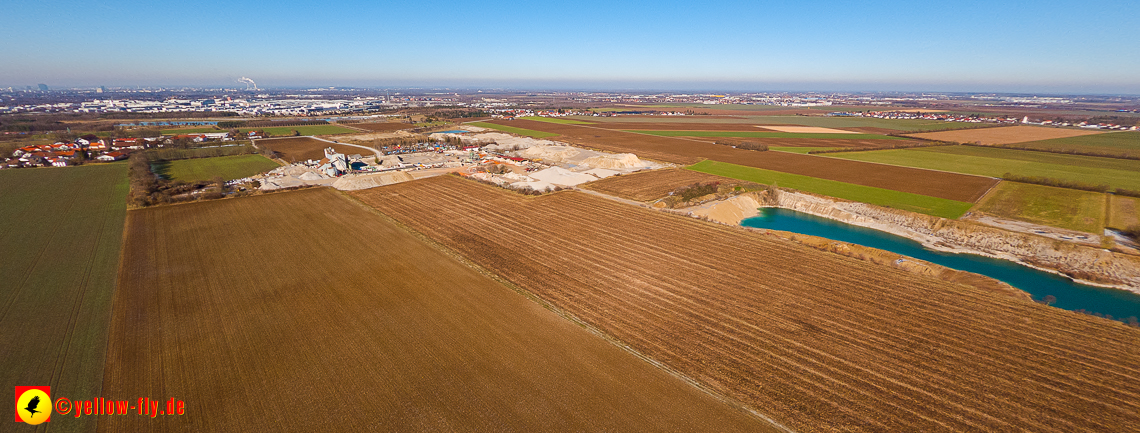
xmin=319 ymin=147 xmax=349 ymax=177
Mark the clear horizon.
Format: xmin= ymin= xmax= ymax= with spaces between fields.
xmin=3 ymin=0 xmax=1138 ymax=94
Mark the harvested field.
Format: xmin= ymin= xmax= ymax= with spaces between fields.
xmin=762 ymin=126 xmax=860 ymax=134
xmin=1010 ymin=131 xmax=1140 ymax=159
xmin=339 ymin=121 xmax=416 ymax=132
xmin=689 ymin=136 xmax=912 ymax=149
xmin=831 ymin=145 xmax=1140 ymax=192
xmin=631 ymin=130 xmax=902 ymax=140
xmin=258 ymin=124 xmax=357 ymax=136
xmin=690 ymin=160 xmax=975 ymax=219
xmin=489 ymin=119 xmax=997 ymax=202
xmin=1 ymin=164 xmax=128 ymax=433
xmin=166 ymin=125 xmax=358 ymax=136
xmin=771 ymin=146 xmax=842 ymax=154
xmin=844 ymin=127 xmax=902 ymax=135
xmin=589 ymin=122 xmax=790 ymax=131
xmin=580 ymin=168 xmax=734 ymax=201
xmin=1108 ymin=195 xmax=1140 ymax=230
xmin=906 ymin=125 xmax=1103 ymax=145
xmin=519 ymin=116 xmax=595 ymax=124
xmin=257 ymin=136 xmax=372 ymax=162
xmin=101 ymin=188 xmax=772 ymax=432
xmin=570 ymin=115 xmax=751 ymax=122
xmin=587 ymin=122 xmax=879 ymax=135
xmin=573 ymin=115 xmax=974 ymax=132
xmin=466 ymin=121 xmax=559 ymax=138
xmin=971 ymin=181 xmax=1106 ymax=233
xmin=355 ymin=175 xmax=1140 ymax=433
xmin=154 ymin=154 xmax=279 ymax=181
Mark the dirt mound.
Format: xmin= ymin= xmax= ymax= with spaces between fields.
xmin=331 ymin=171 xmax=415 ymax=191
xmin=579 ymin=153 xmax=642 ymax=169
xmin=518 ymin=146 xmax=581 ymax=164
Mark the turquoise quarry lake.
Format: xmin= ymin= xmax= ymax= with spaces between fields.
xmin=742 ymin=208 xmax=1140 ymax=321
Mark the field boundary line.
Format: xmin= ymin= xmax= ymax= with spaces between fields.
xmin=971 ymin=180 xmax=1003 ymax=212
xmin=810 ymin=150 xmax=1001 ymax=181
xmin=336 ymin=186 xmax=797 ymax=433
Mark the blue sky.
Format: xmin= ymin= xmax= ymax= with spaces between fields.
xmin=2 ymin=0 xmax=1138 ymax=93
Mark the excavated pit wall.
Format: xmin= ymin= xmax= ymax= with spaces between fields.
xmin=691 ymin=190 xmax=1140 ymax=294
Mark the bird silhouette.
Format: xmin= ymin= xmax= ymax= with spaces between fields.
xmin=24 ymin=396 xmax=41 ymax=419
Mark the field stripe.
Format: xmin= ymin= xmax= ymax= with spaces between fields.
xmin=354 ymin=176 xmax=1140 ymax=432
xmin=628 ymin=130 xmax=905 ymax=140
xmin=688 ymin=160 xmax=976 ymax=219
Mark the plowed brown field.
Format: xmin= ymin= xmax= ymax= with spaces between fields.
xmin=587 ymin=122 xmax=783 ymax=131
xmin=490 ymin=119 xmax=996 ymax=202
xmin=684 ymin=136 xmax=916 ymax=148
xmin=354 ymin=175 xmax=1140 ymax=433
xmin=257 ymin=136 xmax=371 ymax=161
xmin=907 ymin=125 xmax=1103 ymax=145
xmin=581 ymin=168 xmax=733 ymax=201
xmin=99 ymin=188 xmax=774 ymax=432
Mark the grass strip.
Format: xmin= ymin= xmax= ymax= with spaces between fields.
xmin=688 ymin=160 xmax=974 ymax=219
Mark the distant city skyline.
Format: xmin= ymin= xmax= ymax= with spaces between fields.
xmin=3 ymin=0 xmax=1138 ymax=94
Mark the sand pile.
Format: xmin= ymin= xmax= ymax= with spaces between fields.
xmin=581 ymin=168 xmax=621 ymax=179
xmin=331 ymin=171 xmax=415 ymax=191
xmin=271 ymin=164 xmax=313 ymax=177
xmin=528 ymin=167 xmax=598 ymax=187
xmin=579 ymin=153 xmax=643 ymax=170
xmin=298 ymin=171 xmax=326 ymax=181
xmin=519 ymin=146 xmax=581 ymax=164
xmin=377 ymin=156 xmax=403 ymax=167
xmin=473 ymin=133 xmax=558 ymax=151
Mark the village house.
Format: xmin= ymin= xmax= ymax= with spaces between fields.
xmin=96 ymin=151 xmax=127 ymax=162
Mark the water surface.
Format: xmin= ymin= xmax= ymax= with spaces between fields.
xmin=743 ymin=208 xmax=1140 ymax=321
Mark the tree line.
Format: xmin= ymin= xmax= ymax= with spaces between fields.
xmin=713 ymin=140 xmax=768 ymax=151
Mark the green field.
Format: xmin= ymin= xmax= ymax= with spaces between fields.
xmin=973 ymin=182 xmax=1106 ymax=234
xmin=467 ymin=121 xmax=560 ymax=138
xmin=688 ymin=160 xmax=974 ymax=219
xmin=520 ymin=116 xmax=594 ymax=125
xmin=161 ymin=125 xmax=357 ymax=136
xmin=0 ymin=164 xmax=128 ymax=433
xmin=829 ymin=145 xmax=1140 ymax=191
xmin=629 ymin=130 xmax=904 ymax=140
xmin=1008 ymin=131 xmax=1140 ymax=158
xmin=154 ymin=154 xmax=280 ymax=181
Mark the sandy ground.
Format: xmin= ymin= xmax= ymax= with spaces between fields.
xmin=410 ymin=166 xmax=467 ymax=179
xmin=907 ymin=125 xmax=1103 ymax=145
xmin=307 ymin=136 xmax=382 ymax=158
xmin=965 ymin=214 xmax=1101 ymax=246
xmin=759 ymin=126 xmax=861 ymax=134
